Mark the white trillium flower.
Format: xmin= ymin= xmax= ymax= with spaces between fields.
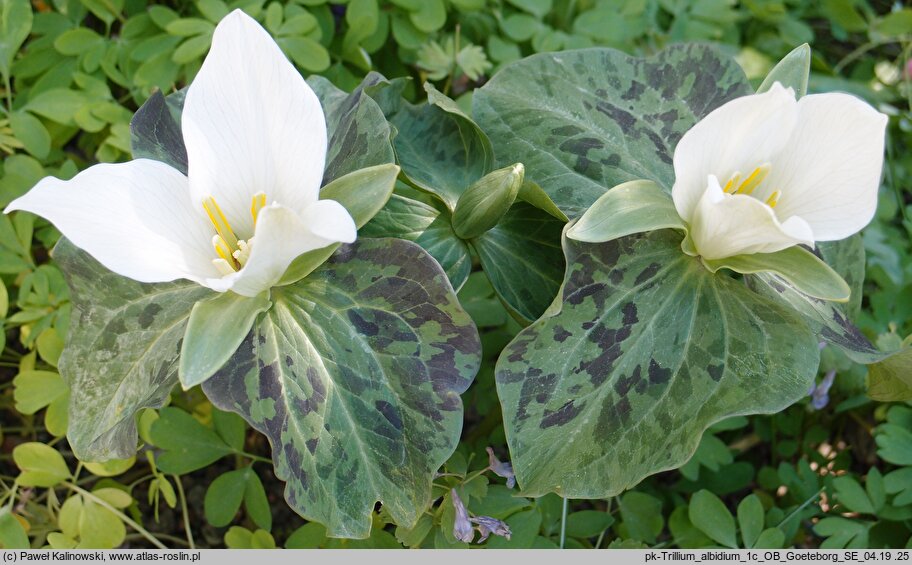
xmin=5 ymin=10 xmax=356 ymax=297
xmin=672 ymin=82 xmax=887 ymax=261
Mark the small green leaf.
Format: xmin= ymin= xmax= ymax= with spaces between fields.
xmin=149 ymin=407 xmax=233 ymax=474
xmin=737 ymin=494 xmax=764 ymax=548
xmin=517 ymin=180 xmax=568 ymax=222
xmin=567 ymin=180 xmax=685 ymax=243
xmin=452 ymin=164 xmax=524 ymax=239
xmin=244 ymin=469 xmax=272 ymax=531
xmin=875 ymin=9 xmax=912 ymax=37
xmin=753 ymin=527 xmax=785 ymax=549
xmin=704 ymin=246 xmax=850 ymax=303
xmin=867 ymin=347 xmax=912 ymax=402
xmin=10 ymin=111 xmax=50 ymax=159
xmin=79 ymin=499 xmax=126 ymax=549
xmin=286 ymin=523 xmax=327 ymax=549
xmin=13 ymin=370 xmax=67 ymax=414
xmin=757 ymin=44 xmax=811 ymax=98
xmin=0 ymin=0 xmax=32 ymax=77
xmin=92 ymin=488 xmax=132 ymax=509
xmin=212 ymin=409 xmax=246 ymax=452
xmin=13 ymin=442 xmax=71 ymax=487
xmin=84 ymin=457 xmax=135 ymax=478
xmin=833 ymin=476 xmax=875 ymax=514
xmin=565 ymin=510 xmax=614 ymax=539
xmin=0 ymin=508 xmax=29 ymax=550
xmin=689 ymin=490 xmax=737 ymax=548
xmin=179 ymin=291 xmax=271 ymax=389
xmin=205 ymin=470 xmax=246 ymax=527
xmin=409 ymin=0 xmax=445 ymax=32
xmin=618 ymin=492 xmax=663 ymax=544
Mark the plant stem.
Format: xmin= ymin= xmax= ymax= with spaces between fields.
xmin=64 ymin=483 xmax=168 ymax=550
xmin=776 ymin=486 xmax=825 ymax=530
xmin=559 ymin=497 xmax=568 ymax=549
xmin=173 ymin=475 xmax=195 ymax=550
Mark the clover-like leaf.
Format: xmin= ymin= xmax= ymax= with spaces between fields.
xmin=495 ymin=229 xmax=818 ymax=496
xmin=202 ymin=238 xmax=481 ymax=538
xmin=474 ymin=45 xmax=751 ymax=218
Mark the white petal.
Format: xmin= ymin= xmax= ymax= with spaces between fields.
xmin=4 ymin=160 xmax=219 ymax=283
xmin=689 ymin=176 xmax=814 ymax=260
xmin=765 ymin=92 xmax=888 ymax=240
xmin=182 ymin=9 xmax=327 ymax=238
xmin=206 ymin=200 xmax=355 ymax=297
xmin=672 ymin=83 xmax=798 ymax=222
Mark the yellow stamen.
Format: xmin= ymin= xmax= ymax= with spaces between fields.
xmin=765 ymin=190 xmax=781 ymax=209
xmin=212 ymin=235 xmax=239 ymax=269
xmin=202 ymin=196 xmax=239 ymax=249
xmin=212 ymin=258 xmax=236 ymax=277
xmin=723 ymin=172 xmax=741 ymax=194
xmin=251 ymin=192 xmax=267 ymax=225
xmin=735 ymin=164 xmax=770 ymax=195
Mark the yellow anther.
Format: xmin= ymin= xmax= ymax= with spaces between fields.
xmin=212 ymin=235 xmax=239 ymax=270
xmin=250 ymin=192 xmax=267 ymax=225
xmin=765 ymin=190 xmax=781 ymax=209
xmin=723 ymin=172 xmax=741 ymax=194
xmin=203 ymin=196 xmax=239 ymax=250
xmin=735 ymin=164 xmax=770 ymax=195
xmin=212 ymin=258 xmax=236 ymax=277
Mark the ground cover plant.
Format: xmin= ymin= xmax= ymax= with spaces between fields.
xmin=2 ymin=0 xmax=912 ymax=551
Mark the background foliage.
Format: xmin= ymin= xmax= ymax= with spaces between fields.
xmin=2 ymin=0 xmax=912 ymax=550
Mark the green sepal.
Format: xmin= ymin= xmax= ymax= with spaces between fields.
xmin=758 ymin=44 xmax=811 ymax=98
xmin=452 ymin=163 xmax=524 ymax=239
xmin=566 ymin=180 xmax=685 ymax=243
xmin=703 ymin=246 xmax=850 ymax=303
xmin=518 ymin=180 xmax=569 ymax=223
xmin=277 ymin=164 xmax=399 ymax=285
xmin=179 ymin=291 xmax=272 ymax=389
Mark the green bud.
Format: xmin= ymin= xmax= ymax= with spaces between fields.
xmin=452 ymin=163 xmax=524 ymax=239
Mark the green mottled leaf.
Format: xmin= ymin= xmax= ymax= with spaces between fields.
xmin=180 ymin=292 xmax=271 ymax=389
xmin=130 ymin=90 xmax=187 ymax=173
xmin=278 ymin=164 xmax=399 ymax=285
xmin=361 ymin=189 xmax=472 ymax=290
xmin=567 ymin=180 xmax=684 ymax=243
xmin=494 ymin=230 xmax=817 ymax=497
xmin=54 ymin=239 xmax=213 ymax=461
xmin=704 ymin=246 xmax=850 ymax=303
xmin=368 ymin=77 xmax=492 ymax=209
xmin=758 ymin=44 xmax=811 ymax=98
xmin=474 ymin=45 xmax=751 ymax=217
xmin=308 ymin=74 xmax=396 ymax=183
xmin=203 ymin=239 xmax=480 ymax=538
xmin=472 ymin=202 xmax=564 ymax=323
xmin=746 ymin=236 xmax=883 ymax=364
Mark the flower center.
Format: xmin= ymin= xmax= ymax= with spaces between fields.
xmin=202 ymin=192 xmax=266 ymax=276
xmin=721 ymin=164 xmax=781 ymax=208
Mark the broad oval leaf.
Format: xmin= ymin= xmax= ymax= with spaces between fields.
xmin=567 ymin=180 xmax=684 ymax=243
xmin=55 ymin=239 xmax=213 ymax=460
xmin=474 ymin=45 xmax=751 ymax=218
xmin=758 ymin=44 xmax=811 ymax=99
xmin=203 ymin=238 xmax=481 ymax=538
xmin=494 ymin=230 xmax=818 ymax=497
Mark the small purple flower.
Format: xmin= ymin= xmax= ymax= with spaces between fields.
xmin=451 ymin=489 xmax=474 ymax=543
xmin=808 ymin=370 xmax=836 ymax=410
xmin=471 ymin=515 xmax=512 ymax=542
xmin=486 ymin=447 xmax=516 ymax=488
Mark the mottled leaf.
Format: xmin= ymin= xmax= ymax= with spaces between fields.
xmin=203 ymin=239 xmax=481 ymax=538
xmin=308 ymin=74 xmax=395 ymax=183
xmin=367 ymin=77 xmax=492 ymax=209
xmin=361 ymin=190 xmax=472 ymax=290
xmin=55 ymin=239 xmax=213 ymax=460
xmin=746 ymin=236 xmax=883 ymax=364
xmin=472 ymin=202 xmax=564 ymax=323
xmin=474 ymin=45 xmax=751 ymax=217
xmin=130 ymin=90 xmax=188 ymax=173
xmin=495 ymin=230 xmax=817 ymax=496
